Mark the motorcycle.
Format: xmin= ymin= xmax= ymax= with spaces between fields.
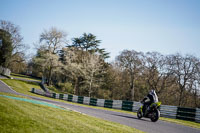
xmin=137 ymin=101 xmax=161 ymax=122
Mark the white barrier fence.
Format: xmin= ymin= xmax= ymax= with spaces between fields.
xmin=31 ymin=88 xmax=200 ymax=123
xmin=0 ymin=66 xmax=11 ymax=76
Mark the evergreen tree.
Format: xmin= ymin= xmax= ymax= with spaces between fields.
xmin=69 ymin=33 xmax=110 ymax=59
xmin=0 ymin=29 xmax=13 ymax=67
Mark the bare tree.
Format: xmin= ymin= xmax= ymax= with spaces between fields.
xmin=167 ymin=54 xmax=197 ymax=106
xmin=116 ymin=50 xmax=144 ymax=101
xmin=33 ymin=47 xmax=62 ymax=85
xmin=144 ymin=52 xmax=174 ymax=94
xmin=109 ymin=62 xmax=130 ymax=100
xmin=81 ymin=53 xmax=104 ymax=97
xmin=61 ymin=47 xmax=105 ymax=96
xmin=37 ymin=27 xmax=67 ymax=85
xmin=40 ymin=27 xmax=67 ymax=54
xmin=189 ymin=58 xmax=200 ymax=107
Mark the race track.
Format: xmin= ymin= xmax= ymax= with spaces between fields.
xmin=0 ymin=80 xmax=199 ymax=133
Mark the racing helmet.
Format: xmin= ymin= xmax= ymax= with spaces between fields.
xmin=149 ymin=89 xmax=155 ymax=95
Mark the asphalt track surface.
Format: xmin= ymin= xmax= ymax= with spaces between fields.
xmin=0 ymin=79 xmax=200 ymax=133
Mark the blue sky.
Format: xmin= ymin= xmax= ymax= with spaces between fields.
xmin=1 ymin=0 xmax=200 ymax=61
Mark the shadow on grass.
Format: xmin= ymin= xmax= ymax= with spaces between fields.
xmin=18 ymin=79 xmax=40 ymax=85
xmin=11 ymin=73 xmax=41 ymax=80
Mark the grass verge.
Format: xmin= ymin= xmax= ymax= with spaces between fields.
xmin=1 ymin=79 xmax=42 ymax=94
xmin=10 ymin=73 xmax=41 ymax=82
xmin=0 ymin=92 xmax=142 ymax=133
xmin=159 ymin=117 xmax=200 ymax=129
xmin=1 ymin=78 xmax=200 ymax=129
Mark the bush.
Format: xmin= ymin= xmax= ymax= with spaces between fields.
xmin=58 ymin=82 xmax=73 ymax=94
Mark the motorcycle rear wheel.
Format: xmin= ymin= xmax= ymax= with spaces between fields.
xmin=137 ymin=108 xmax=143 ymax=119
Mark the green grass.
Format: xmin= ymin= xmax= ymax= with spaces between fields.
xmin=1 ymin=78 xmax=200 ymax=129
xmin=10 ymin=73 xmax=41 ymax=82
xmin=159 ymin=117 xmax=200 ymax=129
xmin=1 ymin=79 xmax=42 ymax=94
xmin=0 ymin=93 xmax=143 ymax=133
xmin=47 ymin=85 xmax=62 ymax=93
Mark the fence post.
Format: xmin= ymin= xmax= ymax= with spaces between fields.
xmin=59 ymin=94 xmax=64 ymax=100
xmin=176 ymin=107 xmax=196 ymax=121
xmin=104 ymin=100 xmax=113 ymax=108
xmin=96 ymin=99 xmax=105 ymax=107
xmin=72 ymin=95 xmax=78 ymax=103
xmin=160 ymin=105 xmax=177 ymax=119
xmin=83 ymin=97 xmax=90 ymax=105
xmin=63 ymin=94 xmax=68 ymax=101
xmin=112 ymin=100 xmax=122 ymax=109
xmin=78 ymin=96 xmax=84 ymax=104
xmin=132 ymin=102 xmax=141 ymax=112
xmin=67 ymin=94 xmax=73 ymax=102
xmin=89 ymin=98 xmax=97 ymax=106
xmin=195 ymin=108 xmax=200 ymax=123
xmin=122 ymin=100 xmax=133 ymax=111
xmin=31 ymin=88 xmax=35 ymax=93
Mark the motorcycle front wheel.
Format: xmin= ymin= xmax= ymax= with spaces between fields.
xmin=150 ymin=109 xmax=160 ymax=122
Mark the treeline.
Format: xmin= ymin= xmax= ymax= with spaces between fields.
xmin=0 ymin=20 xmax=26 ymax=73
xmin=0 ymin=20 xmax=200 ymax=108
xmin=113 ymin=51 xmax=200 ymax=108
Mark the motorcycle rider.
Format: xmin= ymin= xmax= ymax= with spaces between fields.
xmin=141 ymin=89 xmax=158 ymax=116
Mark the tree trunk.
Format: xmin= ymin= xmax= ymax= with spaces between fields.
xmin=194 ymin=89 xmax=197 ymax=107
xmin=47 ymin=67 xmax=52 ymax=86
xmin=178 ymin=87 xmax=184 ymax=107
xmin=131 ymin=87 xmax=134 ymax=101
xmin=130 ymin=73 xmax=134 ymax=101
xmin=89 ymin=77 xmax=93 ymax=97
xmin=74 ymin=78 xmax=78 ymax=95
